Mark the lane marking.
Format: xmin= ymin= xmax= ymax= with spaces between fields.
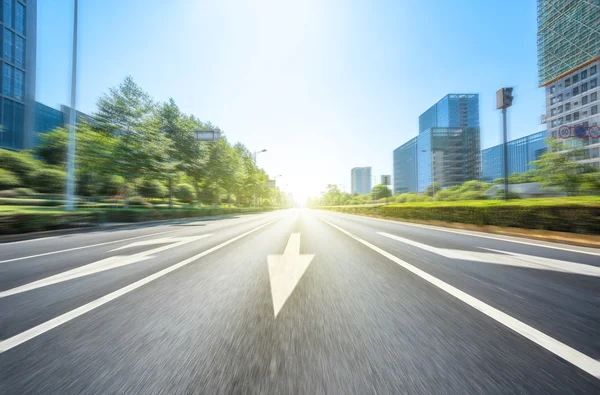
xmin=319 ymin=217 xmax=600 ymax=379
xmin=0 ymin=235 xmax=212 ymax=298
xmin=267 ymin=233 xmax=314 ymax=317
xmin=0 ymin=229 xmax=185 ymax=264
xmin=377 ymin=232 xmax=600 ymax=277
xmin=319 ymin=211 xmax=600 ymax=257
xmin=0 ymin=219 xmax=278 ymax=353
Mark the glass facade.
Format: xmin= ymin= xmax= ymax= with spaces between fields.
xmin=393 ymin=137 xmax=418 ymax=193
xmin=537 ymin=0 xmax=600 ymax=86
xmin=351 ymin=167 xmax=372 ymax=195
xmin=481 ymin=131 xmax=548 ymax=182
xmin=0 ymin=0 xmax=31 ymax=150
xmin=34 ymin=102 xmax=64 ymax=147
xmin=418 ymin=94 xmax=479 ymax=134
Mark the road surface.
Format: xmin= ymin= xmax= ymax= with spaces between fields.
xmin=1 ymin=209 xmax=599 ymax=394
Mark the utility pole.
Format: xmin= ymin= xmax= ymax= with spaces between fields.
xmin=496 ymin=87 xmax=514 ymax=201
xmin=65 ymin=0 xmax=78 ymax=211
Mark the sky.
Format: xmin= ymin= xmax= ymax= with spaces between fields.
xmin=37 ymin=0 xmax=546 ymax=203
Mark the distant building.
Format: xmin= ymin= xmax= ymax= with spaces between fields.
xmin=538 ymin=0 xmax=599 ymax=170
xmin=393 ymin=94 xmax=480 ymax=193
xmin=34 ymin=102 xmax=95 ymax=146
xmin=484 ymin=182 xmax=564 ymax=199
xmin=0 ymin=0 xmax=37 ymax=150
xmin=481 ymin=131 xmax=548 ymax=182
xmin=351 ymin=167 xmax=371 ymax=195
xmin=393 ymin=137 xmax=417 ymax=194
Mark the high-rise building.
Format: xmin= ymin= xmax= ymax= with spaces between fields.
xmin=393 ymin=94 xmax=481 ymax=193
xmin=393 ymin=137 xmax=417 ymax=194
xmin=351 ymin=167 xmax=371 ymax=195
xmin=0 ymin=0 xmax=36 ymax=150
xmin=481 ymin=131 xmax=547 ymax=182
xmin=538 ymin=0 xmax=600 ymax=170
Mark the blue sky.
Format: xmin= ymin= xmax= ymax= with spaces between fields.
xmin=37 ymin=0 xmax=546 ymax=201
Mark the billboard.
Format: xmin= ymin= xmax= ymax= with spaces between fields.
xmin=381 ymin=175 xmax=391 ymax=185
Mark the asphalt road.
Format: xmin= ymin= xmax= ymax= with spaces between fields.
xmin=1 ymin=209 xmax=599 ymax=394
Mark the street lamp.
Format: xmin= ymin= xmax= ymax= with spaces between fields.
xmin=65 ymin=0 xmax=79 ymax=211
xmin=253 ymin=149 xmax=267 ymax=207
xmin=421 ymin=149 xmax=436 ymax=199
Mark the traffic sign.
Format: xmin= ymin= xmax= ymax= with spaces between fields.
xmin=574 ymin=125 xmax=586 ymax=138
xmin=589 ymin=125 xmax=600 ymax=139
xmin=558 ymin=125 xmax=571 ymax=139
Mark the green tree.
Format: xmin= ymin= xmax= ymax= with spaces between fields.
xmin=35 ymin=128 xmax=68 ymax=166
xmin=95 ymin=76 xmax=155 ymax=133
xmin=531 ymin=139 xmax=587 ymax=195
xmin=371 ymin=184 xmax=392 ymax=200
xmin=424 ymin=182 xmax=441 ymax=197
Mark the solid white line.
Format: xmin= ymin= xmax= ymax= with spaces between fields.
xmin=319 ymin=217 xmax=600 ymax=379
xmin=320 ymin=210 xmax=600 ymax=257
xmin=0 ymin=229 xmax=184 ymax=264
xmin=0 ymin=219 xmax=278 ymax=354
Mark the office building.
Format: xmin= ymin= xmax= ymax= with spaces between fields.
xmin=0 ymin=0 xmax=36 ymax=150
xmin=34 ymin=102 xmax=95 ymax=146
xmin=351 ymin=167 xmax=371 ymax=195
xmin=393 ymin=137 xmax=418 ymax=194
xmin=393 ymin=94 xmax=480 ymax=193
xmin=481 ymin=131 xmax=547 ymax=182
xmin=538 ymin=0 xmax=600 ymax=169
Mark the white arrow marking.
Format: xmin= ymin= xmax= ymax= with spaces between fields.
xmin=0 ymin=234 xmax=212 ymax=298
xmin=377 ymin=232 xmax=600 ymax=277
xmin=267 ymin=233 xmax=314 ymax=318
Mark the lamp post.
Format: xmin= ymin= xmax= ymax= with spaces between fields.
xmin=65 ymin=0 xmax=78 ymax=211
xmin=253 ymin=149 xmax=267 ymax=207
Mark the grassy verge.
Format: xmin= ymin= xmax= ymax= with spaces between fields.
xmin=0 ymin=206 xmax=276 ymax=235
xmin=317 ymin=197 xmax=600 ymax=235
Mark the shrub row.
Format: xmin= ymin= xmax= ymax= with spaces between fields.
xmin=321 ymin=201 xmax=600 ymax=234
xmin=0 ymin=207 xmax=274 ymax=235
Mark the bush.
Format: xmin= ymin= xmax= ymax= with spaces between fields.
xmin=457 ymin=190 xmax=487 ymax=201
xmin=98 ymin=175 xmax=124 ymax=196
xmin=137 ymin=179 xmax=167 ymax=199
xmin=31 ymin=168 xmax=66 ymax=194
xmin=174 ymin=184 xmax=195 ymax=203
xmin=0 ymin=149 xmax=43 ymax=185
xmin=0 ymin=169 xmax=20 ymax=190
xmin=14 ymin=187 xmax=36 ymax=196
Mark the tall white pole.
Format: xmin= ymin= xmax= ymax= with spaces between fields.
xmin=65 ymin=0 xmax=78 ymax=211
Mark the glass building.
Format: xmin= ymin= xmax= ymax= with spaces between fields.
xmin=481 ymin=131 xmax=548 ymax=182
xmin=416 ymin=94 xmax=480 ymax=192
xmin=393 ymin=137 xmax=418 ymax=194
xmin=538 ymin=0 xmax=600 ymax=170
xmin=34 ymin=102 xmax=63 ymax=146
xmin=0 ymin=0 xmax=36 ymax=150
xmin=351 ymin=167 xmax=371 ymax=195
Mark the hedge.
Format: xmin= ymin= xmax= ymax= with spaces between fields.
xmin=319 ymin=198 xmax=600 ymax=234
xmin=0 ymin=207 xmax=275 ymax=235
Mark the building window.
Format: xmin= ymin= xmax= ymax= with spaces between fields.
xmin=582 ymin=95 xmax=588 ymax=105
xmin=551 ymin=94 xmax=562 ymax=104
xmin=581 ymin=70 xmax=588 ymax=80
xmin=565 ymin=78 xmax=571 ymax=87
xmin=15 ymin=2 xmax=25 ymax=35
xmin=565 ymin=102 xmax=571 ymax=110
xmin=14 ymin=68 xmax=23 ymax=100
xmin=581 ymin=82 xmax=588 ymax=92
xmin=565 ymin=114 xmax=571 ymax=122
xmin=592 ymin=92 xmax=598 ymax=102
xmin=573 ymin=87 xmax=579 ymax=96
xmin=592 ymin=105 xmax=598 ymax=115
xmin=14 ymin=35 xmax=23 ymax=68
xmin=591 ymin=78 xmax=597 ymax=89
xmin=3 ymin=29 xmax=13 ymax=63
xmin=2 ymin=99 xmax=15 ymax=144
xmin=3 ymin=0 xmax=13 ymax=28
xmin=550 ymin=85 xmax=556 ymax=94
xmin=2 ymin=63 xmax=13 ymax=96
xmin=591 ymin=65 xmax=597 ymax=76
xmin=573 ymin=111 xmax=579 ymax=121
xmin=573 ymin=74 xmax=579 ymax=83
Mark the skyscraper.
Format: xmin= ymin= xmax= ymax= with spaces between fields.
xmin=393 ymin=137 xmax=417 ymax=194
xmin=538 ymin=0 xmax=600 ymax=169
xmin=351 ymin=167 xmax=371 ymax=195
xmin=0 ymin=0 xmax=36 ymax=150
